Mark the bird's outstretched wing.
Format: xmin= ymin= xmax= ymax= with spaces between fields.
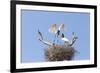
xmin=48 ymin=24 xmax=57 ymax=33
xmin=38 ymin=38 xmax=53 ymax=46
xmin=70 ymin=32 xmax=78 ymax=46
xmin=58 ymin=24 xmax=65 ymax=31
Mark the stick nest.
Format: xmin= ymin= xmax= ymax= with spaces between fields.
xmin=44 ymin=45 xmax=76 ymax=61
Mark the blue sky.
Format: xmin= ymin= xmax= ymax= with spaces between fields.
xmin=21 ymin=9 xmax=90 ymax=63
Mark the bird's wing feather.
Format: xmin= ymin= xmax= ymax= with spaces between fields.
xmin=48 ymin=24 xmax=57 ymax=33
xmin=42 ymin=40 xmax=53 ymax=46
xmin=59 ymin=24 xmax=65 ymax=31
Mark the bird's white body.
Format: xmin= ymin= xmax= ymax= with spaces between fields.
xmin=61 ymin=37 xmax=70 ymax=43
xmin=60 ymin=37 xmax=71 ymax=47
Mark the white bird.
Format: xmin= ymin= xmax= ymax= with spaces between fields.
xmin=60 ymin=33 xmax=78 ymax=46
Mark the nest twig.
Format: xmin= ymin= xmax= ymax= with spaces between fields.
xmin=44 ymin=45 xmax=76 ymax=61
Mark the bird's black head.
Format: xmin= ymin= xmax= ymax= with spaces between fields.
xmin=61 ymin=33 xmax=64 ymax=38
xmin=57 ymin=30 xmax=60 ymax=35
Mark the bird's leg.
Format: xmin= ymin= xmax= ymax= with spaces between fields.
xmin=56 ymin=38 xmax=59 ymax=44
xmin=53 ymin=34 xmax=56 ymax=45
